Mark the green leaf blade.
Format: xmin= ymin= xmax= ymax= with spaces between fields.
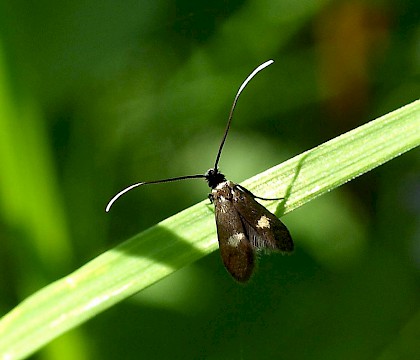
xmin=0 ymin=99 xmax=419 ymax=360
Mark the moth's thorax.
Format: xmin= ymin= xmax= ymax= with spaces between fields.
xmin=211 ymin=181 xmax=241 ymax=214
xmin=212 ymin=180 xmax=235 ymax=198
xmin=213 ymin=180 xmax=234 ymax=190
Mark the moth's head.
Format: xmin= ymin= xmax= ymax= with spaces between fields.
xmin=205 ymin=168 xmax=226 ymax=189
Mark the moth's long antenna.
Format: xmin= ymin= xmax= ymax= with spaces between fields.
xmin=106 ymin=60 xmax=274 ymax=213
xmin=105 ymin=174 xmax=206 ymax=212
xmin=213 ymin=59 xmax=274 ymax=170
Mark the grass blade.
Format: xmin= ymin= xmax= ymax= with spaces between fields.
xmin=0 ymin=99 xmax=419 ymax=360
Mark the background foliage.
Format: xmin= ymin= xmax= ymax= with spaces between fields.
xmin=0 ymin=0 xmax=419 ymax=359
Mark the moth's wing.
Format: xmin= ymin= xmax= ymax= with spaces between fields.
xmin=213 ymin=188 xmax=255 ymax=282
xmin=233 ymin=185 xmax=293 ymax=253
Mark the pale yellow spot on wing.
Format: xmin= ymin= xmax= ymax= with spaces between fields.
xmin=227 ymin=233 xmax=245 ymax=247
xmin=256 ymin=215 xmax=270 ymax=229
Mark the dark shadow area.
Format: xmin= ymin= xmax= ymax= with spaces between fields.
xmin=275 ymin=152 xmax=310 ymax=217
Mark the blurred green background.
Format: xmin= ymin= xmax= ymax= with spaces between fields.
xmin=1 ymin=0 xmax=419 ymax=359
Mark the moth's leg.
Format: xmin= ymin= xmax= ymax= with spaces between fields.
xmin=236 ymin=184 xmax=284 ymax=201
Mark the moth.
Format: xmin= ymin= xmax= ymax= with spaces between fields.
xmin=106 ymin=60 xmax=293 ymax=282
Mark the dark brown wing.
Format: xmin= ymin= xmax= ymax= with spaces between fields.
xmin=232 ymin=184 xmax=293 ymax=253
xmin=212 ymin=183 xmax=255 ymax=282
